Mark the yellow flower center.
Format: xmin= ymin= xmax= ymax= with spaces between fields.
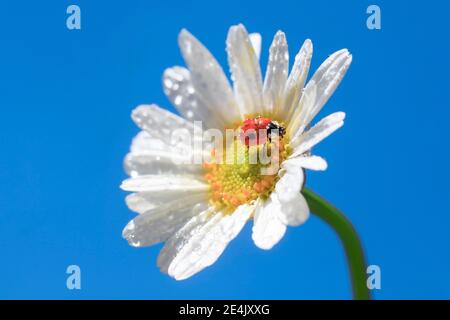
xmin=203 ymin=119 xmax=292 ymax=213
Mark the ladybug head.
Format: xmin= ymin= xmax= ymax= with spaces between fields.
xmin=266 ymin=121 xmax=286 ymax=139
xmin=240 ymin=116 xmax=285 ymax=146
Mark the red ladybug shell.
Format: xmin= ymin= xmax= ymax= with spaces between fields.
xmin=241 ymin=117 xmax=272 ymax=146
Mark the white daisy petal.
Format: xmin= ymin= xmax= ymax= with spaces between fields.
xmin=125 ymin=189 xmax=208 ymax=214
xmin=252 ymin=197 xmax=287 ymax=250
xmin=125 ymin=193 xmax=157 ymax=214
xmin=281 ymin=39 xmax=313 ymax=120
xmin=226 ymin=24 xmax=264 ymax=117
xmin=162 ymin=66 xmax=223 ymax=129
xmin=122 ymin=196 xmax=208 ymax=247
xmin=157 ymin=203 xmax=254 ymax=280
xmin=299 ymin=49 xmax=352 ymax=129
xmin=275 ymin=162 xmax=305 ymax=203
xmin=275 ymin=192 xmax=310 ymax=227
xmin=129 ymin=131 xmax=162 ymax=154
xmin=124 ymin=149 xmax=202 ymax=177
xmin=125 ymin=131 xmax=207 ymax=177
xmin=290 ymin=112 xmax=345 ymax=157
xmin=157 ymin=208 xmax=217 ymax=279
xmin=249 ymin=33 xmax=262 ymax=60
xmin=131 ymin=104 xmax=200 ymax=147
xmin=120 ymin=174 xmax=209 ymax=193
xmin=283 ymin=155 xmax=328 ymax=171
xmin=128 ymin=131 xmax=188 ymax=155
xmin=287 ymin=81 xmax=317 ymax=137
xmin=263 ymin=31 xmax=289 ymax=116
xmin=177 ymin=29 xmax=240 ymax=126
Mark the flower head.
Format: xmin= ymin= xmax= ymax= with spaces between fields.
xmin=121 ymin=24 xmax=352 ymax=280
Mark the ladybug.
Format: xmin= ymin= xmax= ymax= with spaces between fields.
xmin=241 ymin=116 xmax=286 ymax=146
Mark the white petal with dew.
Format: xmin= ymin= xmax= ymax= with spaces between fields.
xmin=163 ymin=67 xmax=224 ymax=129
xmin=287 ymin=82 xmax=317 ymax=137
xmin=226 ymin=24 xmax=264 ymax=118
xmin=280 ymin=39 xmax=312 ymax=121
xmin=274 ymin=162 xmax=305 ymax=203
xmin=283 ymin=155 xmax=328 ymax=171
xmin=122 ymin=195 xmax=208 ymax=247
xmin=128 ymin=131 xmax=199 ymax=156
xmin=120 ymin=174 xmax=209 ymax=193
xmin=158 ymin=203 xmax=254 ymax=280
xmin=177 ymin=29 xmax=240 ymax=126
xmin=275 ymin=192 xmax=310 ymax=227
xmin=124 ymin=149 xmax=202 ymax=177
xmin=263 ymin=31 xmax=289 ymax=116
xmin=249 ymin=33 xmax=262 ymax=60
xmin=290 ymin=112 xmax=345 ymax=158
xmin=125 ymin=131 xmax=208 ymax=177
xmin=125 ymin=189 xmax=208 ymax=214
xmin=252 ymin=197 xmax=287 ymax=250
xmin=131 ymin=104 xmax=201 ymax=148
xmin=292 ymin=49 xmax=352 ymax=134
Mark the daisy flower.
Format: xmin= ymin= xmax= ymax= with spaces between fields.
xmin=121 ymin=24 xmax=352 ymax=280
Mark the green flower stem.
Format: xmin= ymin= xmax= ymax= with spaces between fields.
xmin=302 ymin=188 xmax=371 ymax=300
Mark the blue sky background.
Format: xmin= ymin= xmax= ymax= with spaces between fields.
xmin=1 ymin=0 xmax=449 ymax=299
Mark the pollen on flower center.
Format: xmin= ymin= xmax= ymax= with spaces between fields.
xmin=203 ymin=117 xmax=291 ymax=213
